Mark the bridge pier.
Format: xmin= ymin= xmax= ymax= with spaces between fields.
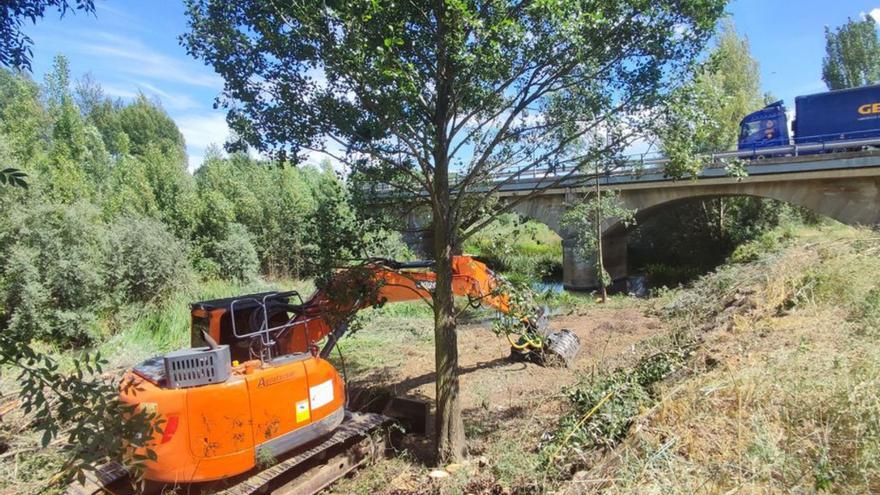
xmin=562 ymin=230 xmax=628 ymax=291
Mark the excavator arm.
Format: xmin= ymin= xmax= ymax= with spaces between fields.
xmin=199 ymin=255 xmax=579 ymax=366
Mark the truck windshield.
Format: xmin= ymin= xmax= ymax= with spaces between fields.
xmin=740 ymin=120 xmax=762 ymax=140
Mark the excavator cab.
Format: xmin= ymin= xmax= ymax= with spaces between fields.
xmin=189 ymin=290 xmax=307 ymax=363
xmin=121 ymin=290 xmax=346 ymax=484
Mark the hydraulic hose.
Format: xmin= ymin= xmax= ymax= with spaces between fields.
xmin=506 ymin=331 xmax=543 ymax=350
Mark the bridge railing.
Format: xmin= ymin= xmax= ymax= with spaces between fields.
xmin=482 ymin=135 xmax=880 ymax=184
xmin=366 ymin=135 xmax=880 ymax=193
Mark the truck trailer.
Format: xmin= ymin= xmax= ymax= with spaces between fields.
xmin=738 ymin=83 xmax=880 ymax=153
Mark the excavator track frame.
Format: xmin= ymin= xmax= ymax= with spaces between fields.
xmin=66 ymin=412 xmax=392 ymax=495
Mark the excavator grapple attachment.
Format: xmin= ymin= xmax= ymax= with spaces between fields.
xmin=511 ymin=307 xmax=581 ymax=367
xmin=543 ymin=329 xmax=581 ymax=366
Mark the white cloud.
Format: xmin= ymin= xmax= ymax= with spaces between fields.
xmin=176 ymin=113 xmax=229 ymax=150
xmin=869 ymin=8 xmax=880 ymax=23
xmin=69 ymin=32 xmax=222 ymax=88
xmin=101 ymin=81 xmax=199 ymax=111
xmin=94 ymin=1 xmax=135 ymax=21
xmin=101 ymin=84 xmax=139 ymax=100
xmin=130 ymin=80 xmax=200 ymax=110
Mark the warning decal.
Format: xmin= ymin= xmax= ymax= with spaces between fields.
xmin=295 ymin=400 xmax=310 ymax=423
xmin=309 ymin=379 xmax=334 ymax=409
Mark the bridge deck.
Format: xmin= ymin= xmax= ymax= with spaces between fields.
xmin=496 ymin=150 xmax=880 ymax=195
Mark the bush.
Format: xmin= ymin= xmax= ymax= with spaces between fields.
xmin=463 ymin=214 xmax=562 ymax=281
xmin=211 ymin=223 xmax=260 ymax=281
xmin=106 ymin=216 xmax=192 ymax=303
xmin=0 ymin=202 xmax=107 ymax=346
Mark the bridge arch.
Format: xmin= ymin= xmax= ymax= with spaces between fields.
xmin=607 ymin=176 xmax=880 ymax=234
xmin=509 ymin=173 xmax=880 ymax=290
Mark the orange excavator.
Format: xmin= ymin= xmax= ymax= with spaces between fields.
xmin=114 ymin=256 xmax=579 ymax=492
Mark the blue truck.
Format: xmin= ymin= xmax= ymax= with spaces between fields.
xmin=738 ymin=83 xmax=880 ymax=153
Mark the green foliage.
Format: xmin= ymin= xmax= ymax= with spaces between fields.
xmin=116 ymin=95 xmax=185 ymax=157
xmin=561 ymin=186 xmax=635 ymax=289
xmin=543 ymin=347 xmax=689 ymax=474
xmin=0 ymin=202 xmax=107 ymax=346
xmin=193 ymin=151 xmax=319 ymax=278
xmin=463 ymin=213 xmax=562 ymax=281
xmin=658 ymin=20 xmax=763 ymax=176
xmin=854 ymin=287 xmax=880 ymax=335
xmin=210 ymin=223 xmax=260 ymax=281
xmin=255 ymin=448 xmax=277 ymax=469
xmin=0 ymin=1 xmax=95 ymax=71
xmin=629 ymin=198 xmax=810 ymax=287
xmin=728 ymin=226 xmax=792 ymax=264
xmin=0 ymin=70 xmax=48 ymax=164
xmin=822 ymin=16 xmax=880 ymax=90
xmin=106 ymin=217 xmax=193 ymax=304
xmin=0 ymin=166 xmax=27 ymax=187
xmin=562 ymin=189 xmax=636 ymax=260
xmin=0 ymin=336 xmax=159 ymax=487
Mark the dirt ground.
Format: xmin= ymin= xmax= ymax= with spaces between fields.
xmin=354 ymin=307 xmax=664 ymax=410
xmin=332 ymin=305 xmax=668 ymax=494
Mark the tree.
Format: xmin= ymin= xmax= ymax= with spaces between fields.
xmin=183 ymin=0 xmax=725 ymax=462
xmin=561 ymin=165 xmax=635 ymax=302
xmin=823 ymin=16 xmax=880 ymax=90
xmin=116 ymin=95 xmax=186 ymax=158
xmin=1 ymin=1 xmax=95 ymax=70
xmin=1 ymin=1 xmax=95 ymax=188
xmin=660 ymin=20 xmax=763 ymax=159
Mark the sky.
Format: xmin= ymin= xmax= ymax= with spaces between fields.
xmin=19 ymin=0 xmax=880 ymax=170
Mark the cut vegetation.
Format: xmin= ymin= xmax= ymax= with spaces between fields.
xmin=323 ymin=222 xmax=880 ymax=494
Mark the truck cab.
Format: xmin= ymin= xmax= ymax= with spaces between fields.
xmin=738 ymin=100 xmax=790 ymax=152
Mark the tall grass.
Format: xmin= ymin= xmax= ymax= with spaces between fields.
xmin=581 ymin=223 xmax=880 ymax=494
xmin=100 ymin=278 xmax=313 ymax=368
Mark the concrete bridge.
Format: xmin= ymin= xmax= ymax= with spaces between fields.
xmin=502 ymin=151 xmax=880 ymax=289
xmin=389 ymin=150 xmax=880 ymax=290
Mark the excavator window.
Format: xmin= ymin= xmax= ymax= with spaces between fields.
xmin=190 ymin=315 xmax=211 ymax=347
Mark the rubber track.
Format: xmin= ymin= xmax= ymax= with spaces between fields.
xmin=218 ymin=412 xmax=391 ymax=495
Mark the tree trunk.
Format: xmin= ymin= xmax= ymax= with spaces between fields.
xmin=432 ymin=220 xmax=464 ymax=463
xmin=430 ymin=0 xmax=464 ymax=463
xmin=431 ymin=156 xmax=465 ymax=463
xmin=595 ymin=174 xmax=607 ymax=303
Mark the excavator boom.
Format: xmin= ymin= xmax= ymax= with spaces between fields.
xmin=201 ymin=255 xmax=576 ymax=365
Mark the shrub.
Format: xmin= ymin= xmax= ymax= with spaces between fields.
xmin=855 ymin=288 xmax=880 ymax=334
xmin=106 ymin=216 xmax=192 ymax=303
xmin=0 ymin=202 xmax=107 ymax=346
xmin=211 ymin=223 xmax=260 ymax=281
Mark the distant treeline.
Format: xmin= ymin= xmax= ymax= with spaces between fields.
xmin=0 ymin=56 xmax=408 ymax=347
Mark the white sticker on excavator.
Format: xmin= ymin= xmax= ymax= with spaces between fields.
xmin=310 ymin=380 xmax=334 ymax=409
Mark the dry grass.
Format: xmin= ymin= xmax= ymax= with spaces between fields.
xmin=576 ymin=224 xmax=880 ymax=494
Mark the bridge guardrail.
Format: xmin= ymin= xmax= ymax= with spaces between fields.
xmin=365 ymin=135 xmax=880 ymax=193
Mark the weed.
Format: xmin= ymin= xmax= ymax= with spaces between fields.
xmin=255 ymin=448 xmax=277 ymax=469
xmin=592 ymin=223 xmax=880 ymax=494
